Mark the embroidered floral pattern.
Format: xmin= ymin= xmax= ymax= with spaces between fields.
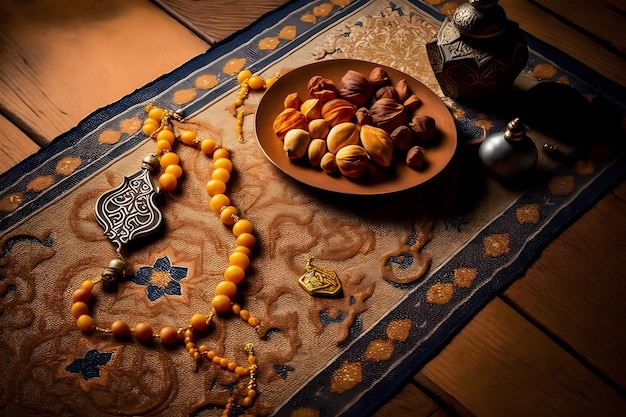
xmin=133 ymin=255 xmax=189 ymax=302
xmin=66 ymin=349 xmax=113 ymax=381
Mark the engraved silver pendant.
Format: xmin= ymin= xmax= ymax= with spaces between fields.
xmin=95 ymin=159 xmax=162 ymax=251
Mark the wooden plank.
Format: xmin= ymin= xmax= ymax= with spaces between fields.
xmin=503 ymin=182 xmax=626 ymax=390
xmin=501 ymin=0 xmax=626 ymax=87
xmin=153 ymin=0 xmax=291 ymax=44
xmin=418 ymin=298 xmax=626 ymax=416
xmin=0 ymin=0 xmax=208 ymax=144
xmin=372 ymin=381 xmax=447 ymax=417
xmin=0 ymin=115 xmax=39 ymax=174
xmin=532 ymin=0 xmax=626 ymax=56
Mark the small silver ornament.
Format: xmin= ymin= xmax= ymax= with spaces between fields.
xmin=478 ymin=118 xmax=538 ymax=178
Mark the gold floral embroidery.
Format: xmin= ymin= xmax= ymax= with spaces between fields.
xmin=453 ymin=267 xmax=477 ymax=288
xmin=365 ymin=339 xmax=394 ymax=361
xmin=483 ymin=234 xmax=510 ymax=257
xmin=426 ymin=283 xmax=454 ymax=305
xmin=330 ymin=362 xmax=362 ymax=393
xmin=386 ymin=319 xmax=412 ymax=341
xmin=516 ymin=204 xmax=540 ymax=224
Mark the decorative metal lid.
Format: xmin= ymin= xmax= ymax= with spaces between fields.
xmin=453 ymin=0 xmax=507 ymax=39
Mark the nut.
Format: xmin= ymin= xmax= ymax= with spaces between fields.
xmin=284 ymin=92 xmax=301 ymax=109
xmin=283 ymin=128 xmax=311 ymax=159
xmin=360 ymin=124 xmax=394 ymax=167
xmin=321 ymin=98 xmax=357 ymax=127
xmin=409 ymin=115 xmax=436 ymax=142
xmin=308 ymin=138 xmax=327 ymax=167
xmin=403 ymin=94 xmax=422 ymax=113
xmin=375 ymin=86 xmax=399 ymax=102
xmin=340 ymin=69 xmax=373 ymax=107
xmin=307 ymin=75 xmax=339 ymax=101
xmin=320 ymin=152 xmax=338 ymax=174
xmin=395 ymin=79 xmax=411 ymax=102
xmin=390 ymin=125 xmax=414 ymax=152
xmin=369 ymin=97 xmax=408 ymax=134
xmin=300 ymin=98 xmax=322 ymax=120
xmin=335 ymin=145 xmax=370 ymax=178
xmin=326 ymin=122 xmax=360 ymax=154
xmin=355 ymin=107 xmax=372 ymax=126
xmin=308 ymin=118 xmax=329 ymax=139
xmin=273 ymin=108 xmax=308 ymax=139
xmin=368 ymin=67 xmax=391 ymax=89
xmin=406 ymin=145 xmax=425 ymax=169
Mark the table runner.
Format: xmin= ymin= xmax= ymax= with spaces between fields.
xmin=1 ymin=1 xmax=624 ymax=416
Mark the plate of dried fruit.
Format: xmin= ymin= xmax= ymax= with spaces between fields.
xmin=254 ymin=59 xmax=457 ymax=195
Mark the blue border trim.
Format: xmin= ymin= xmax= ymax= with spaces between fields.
xmin=273 ymin=155 xmax=626 ymax=416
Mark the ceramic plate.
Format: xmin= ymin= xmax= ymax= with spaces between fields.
xmin=254 ymin=59 xmax=457 ymax=195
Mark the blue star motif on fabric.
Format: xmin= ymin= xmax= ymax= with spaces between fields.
xmin=66 ymin=349 xmax=113 ymax=381
xmin=133 ymin=255 xmax=189 ymax=302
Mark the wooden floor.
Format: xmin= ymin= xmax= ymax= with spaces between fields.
xmin=1 ymin=0 xmax=625 ymax=415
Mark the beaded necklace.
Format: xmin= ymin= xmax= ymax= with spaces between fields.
xmin=69 ymin=103 xmax=262 ymax=415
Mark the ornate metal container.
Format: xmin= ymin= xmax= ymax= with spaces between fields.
xmin=426 ymin=0 xmax=528 ymax=99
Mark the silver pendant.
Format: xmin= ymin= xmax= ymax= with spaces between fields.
xmin=95 ymin=160 xmax=162 ymax=251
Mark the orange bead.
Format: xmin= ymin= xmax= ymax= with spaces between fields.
xmin=237 ymin=69 xmax=252 ymax=85
xmin=76 ymin=315 xmax=94 ymax=332
xmin=72 ymin=288 xmax=91 ymax=304
xmin=142 ymin=118 xmax=160 ymax=136
xmin=71 ymin=301 xmax=89 ymax=319
xmin=111 ymin=320 xmax=131 ymax=338
xmin=241 ymin=396 xmax=253 ymax=408
xmin=211 ymin=294 xmax=232 ymax=315
xmin=248 ymin=389 xmax=257 ymax=399
xmin=159 ymin=172 xmax=178 ymax=192
xmin=239 ymin=309 xmax=250 ymax=321
xmin=248 ymin=316 xmax=259 ymax=327
xmin=200 ymin=138 xmax=217 ymax=156
xmin=159 ymin=152 xmax=179 ymax=168
xmin=179 ymin=130 xmax=197 ymax=146
xmin=232 ymin=245 xmax=252 ymax=257
xmin=224 ymin=265 xmax=245 ymax=285
xmin=134 ymin=322 xmax=154 ymax=342
xmin=213 ymin=148 xmax=230 ymax=160
xmin=205 ymin=179 xmax=226 ymax=196
xmin=228 ymin=362 xmax=237 ymax=371
xmin=155 ymin=139 xmax=172 ymax=153
xmin=165 ymin=164 xmax=183 ymax=178
xmin=148 ymin=106 xmax=165 ymax=121
xmin=232 ymin=219 xmax=253 ymax=237
xmin=212 ymin=167 xmax=230 ymax=183
xmin=236 ymin=232 xmax=256 ymax=249
xmin=248 ymin=75 xmax=265 ymax=90
xmin=209 ymin=194 xmax=230 ymax=213
xmin=220 ymin=357 xmax=229 ymax=368
xmin=156 ymin=129 xmax=175 ymax=145
xmin=80 ymin=280 xmax=94 ymax=291
xmin=229 ymin=251 xmax=250 ymax=270
xmin=213 ymin=158 xmax=233 ymax=173
xmin=235 ymin=366 xmax=249 ymax=376
xmin=231 ymin=303 xmax=241 ymax=315
xmin=220 ymin=206 xmax=238 ymax=226
xmin=215 ymin=280 xmax=238 ymax=299
xmin=190 ymin=313 xmax=208 ymax=330
xmin=212 ymin=355 xmax=222 ymax=364
xmin=265 ymin=76 xmax=278 ymax=89
xmin=160 ymin=326 xmax=179 ymax=345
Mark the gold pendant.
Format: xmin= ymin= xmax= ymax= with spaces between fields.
xmin=297 ymin=255 xmax=342 ymax=298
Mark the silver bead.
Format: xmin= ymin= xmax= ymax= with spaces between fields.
xmin=142 ymin=154 xmax=160 ymax=172
xmin=102 ymin=258 xmax=126 ymax=281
